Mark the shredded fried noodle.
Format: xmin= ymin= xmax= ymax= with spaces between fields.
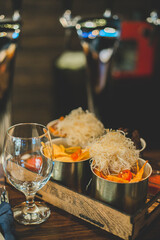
xmin=56 ymin=107 xmax=105 ymax=147
xmin=89 ymin=130 xmax=140 ymax=175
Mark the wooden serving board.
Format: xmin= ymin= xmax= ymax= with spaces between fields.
xmin=4 ymin=161 xmax=160 ymax=239
xmin=37 ymin=179 xmax=160 ymax=240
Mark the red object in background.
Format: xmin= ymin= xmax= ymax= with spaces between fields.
xmin=112 ymin=21 xmax=157 ymax=79
xmin=25 ymin=156 xmax=43 ymax=172
xmin=148 ymin=171 xmax=160 ymax=196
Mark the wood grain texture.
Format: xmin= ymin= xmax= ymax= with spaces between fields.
xmin=38 ymin=180 xmax=133 ymax=240
xmin=38 ymin=178 xmax=160 ymax=240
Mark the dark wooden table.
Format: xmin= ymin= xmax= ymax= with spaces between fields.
xmin=1 ymin=150 xmax=160 ymax=240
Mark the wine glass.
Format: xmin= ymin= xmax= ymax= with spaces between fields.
xmin=2 ymin=123 xmax=54 ymax=225
xmin=75 ymin=10 xmax=121 ymax=115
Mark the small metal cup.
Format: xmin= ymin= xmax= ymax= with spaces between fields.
xmin=90 ymin=158 xmax=152 ymax=214
xmin=50 ymin=138 xmax=92 ymax=193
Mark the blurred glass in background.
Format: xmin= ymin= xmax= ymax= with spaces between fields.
xmin=0 ymin=0 xmax=22 ymax=155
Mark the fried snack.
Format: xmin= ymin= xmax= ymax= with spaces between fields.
xmin=93 ymin=160 xmax=148 ymax=183
xmin=43 ymin=143 xmax=90 ymax=162
xmin=48 ymin=107 xmax=105 ymax=147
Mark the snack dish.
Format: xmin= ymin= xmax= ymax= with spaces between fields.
xmin=43 ymin=138 xmax=90 ymax=163
xmin=90 ymin=158 xmax=152 ymax=213
xmin=47 ymin=107 xmax=105 ymax=147
xmin=89 ymin=129 xmax=142 ymax=178
xmin=87 ymin=129 xmax=152 ymax=213
xmin=42 ymin=137 xmax=92 ymax=193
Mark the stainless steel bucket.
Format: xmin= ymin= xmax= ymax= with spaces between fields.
xmin=90 ymin=158 xmax=152 ymax=214
xmin=50 ymin=138 xmax=92 ymax=193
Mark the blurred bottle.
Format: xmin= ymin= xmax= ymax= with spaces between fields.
xmin=53 ymin=2 xmax=87 ymax=118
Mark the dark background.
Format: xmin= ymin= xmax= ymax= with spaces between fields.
xmin=0 ymin=0 xmax=160 ymax=150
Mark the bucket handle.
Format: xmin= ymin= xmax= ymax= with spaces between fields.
xmin=85 ymin=178 xmax=92 ymax=192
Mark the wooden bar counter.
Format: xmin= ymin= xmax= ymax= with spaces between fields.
xmin=1 ymin=149 xmax=160 ymax=240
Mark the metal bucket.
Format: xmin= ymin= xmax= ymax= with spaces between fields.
xmin=50 ymin=138 xmax=92 ymax=193
xmin=90 ymin=158 xmax=152 ymax=214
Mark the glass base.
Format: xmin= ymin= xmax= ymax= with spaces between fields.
xmin=13 ymin=201 xmax=51 ymax=225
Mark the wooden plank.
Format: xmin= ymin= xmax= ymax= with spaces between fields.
xmin=131 ymin=194 xmax=160 ymax=239
xmin=38 ymin=180 xmax=133 ymax=240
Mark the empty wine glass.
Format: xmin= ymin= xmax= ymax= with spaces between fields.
xmin=2 ymin=123 xmax=54 ymax=225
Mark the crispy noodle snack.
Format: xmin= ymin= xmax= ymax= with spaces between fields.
xmin=89 ymin=130 xmax=147 ymax=182
xmin=50 ymin=107 xmax=105 ymax=147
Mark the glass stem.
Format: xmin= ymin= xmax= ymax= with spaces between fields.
xmin=24 ymin=195 xmax=37 ymax=214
